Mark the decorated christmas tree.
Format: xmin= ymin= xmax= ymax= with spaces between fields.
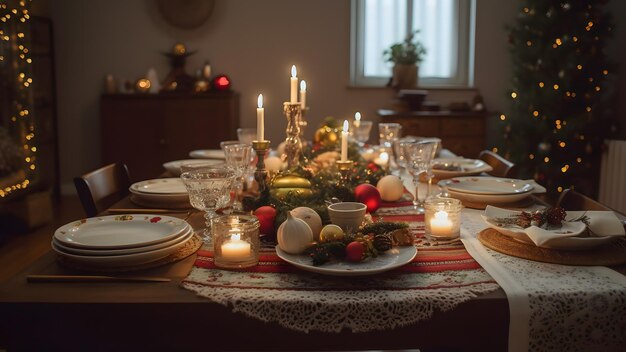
xmin=498 ymin=0 xmax=616 ymax=197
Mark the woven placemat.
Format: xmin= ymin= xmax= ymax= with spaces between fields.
xmin=477 ymin=228 xmax=626 ymax=266
xmin=56 ymin=234 xmax=203 ymax=273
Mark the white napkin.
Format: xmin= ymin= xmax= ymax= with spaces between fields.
xmin=525 ymin=211 xmax=625 ymax=247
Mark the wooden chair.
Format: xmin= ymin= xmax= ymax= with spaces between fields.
xmin=556 ymin=188 xmax=613 ymax=212
xmin=73 ymin=163 xmax=131 ymax=217
xmin=478 ymin=150 xmax=518 ymax=178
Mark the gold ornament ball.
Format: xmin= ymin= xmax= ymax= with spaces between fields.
xmin=270 ymin=174 xmax=313 ymax=200
xmin=313 ymin=126 xmax=339 ymax=146
xmin=319 ymin=224 xmax=344 ymax=242
xmin=135 ymin=79 xmax=151 ymax=93
xmin=172 ymin=43 xmax=187 ymax=56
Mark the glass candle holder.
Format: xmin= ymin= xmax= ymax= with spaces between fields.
xmin=424 ymin=197 xmax=462 ymax=239
xmin=212 ymin=215 xmax=260 ymax=269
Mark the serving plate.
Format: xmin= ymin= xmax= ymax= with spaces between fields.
xmin=431 ymin=158 xmax=493 ymax=179
xmin=444 ymin=188 xmax=532 ymax=205
xmin=440 ymin=177 xmax=534 ymax=195
xmin=52 ymin=231 xmax=193 ymax=267
xmin=189 ymin=149 xmax=226 ymax=160
xmin=130 ymin=178 xmax=187 ymax=195
xmin=53 ymin=228 xmax=192 ymax=256
xmin=163 ymin=159 xmax=223 ymax=176
xmin=54 ymin=215 xmax=190 ymax=249
xmin=276 ymin=245 xmax=417 ymax=276
xmin=481 ymin=206 xmax=621 ymax=250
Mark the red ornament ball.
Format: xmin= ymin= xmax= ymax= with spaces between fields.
xmin=354 ymin=183 xmax=381 ymax=213
xmin=254 ymin=206 xmax=277 ymax=236
xmin=345 ymin=241 xmax=365 ymax=262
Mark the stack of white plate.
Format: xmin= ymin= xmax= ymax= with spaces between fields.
xmin=439 ymin=176 xmax=545 ymax=205
xmin=163 ymin=159 xmax=223 ymax=176
xmin=189 ymin=149 xmax=225 ymax=160
xmin=129 ymin=178 xmax=190 ymax=208
xmin=52 ymin=214 xmax=193 ymax=268
xmin=431 ymin=158 xmax=493 ymax=179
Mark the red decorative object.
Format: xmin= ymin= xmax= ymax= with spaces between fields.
xmin=354 ymin=183 xmax=381 ymax=213
xmin=345 ymin=241 xmax=365 ymax=262
xmin=150 ymin=217 xmax=162 ymax=223
xmin=212 ymin=75 xmax=231 ymax=90
xmin=254 ymin=206 xmax=277 ymax=236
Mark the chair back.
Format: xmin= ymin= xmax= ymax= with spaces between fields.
xmin=478 ymin=150 xmax=517 ymax=178
xmin=73 ymin=163 xmax=131 ymax=217
xmin=556 ymin=188 xmax=613 ymax=212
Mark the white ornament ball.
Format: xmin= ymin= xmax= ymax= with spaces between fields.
xmin=376 ymin=175 xmax=404 ymax=202
xmin=264 ymin=156 xmax=283 ymax=172
xmin=291 ymin=207 xmax=323 ymax=241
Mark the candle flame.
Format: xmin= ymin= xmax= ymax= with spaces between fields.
xmin=231 ymin=233 xmax=241 ymax=241
xmin=300 ymin=80 xmax=306 ymax=91
xmin=343 ymin=120 xmax=349 ymax=133
xmin=291 ymin=65 xmax=297 ymax=78
xmin=354 ymin=112 xmax=361 ymax=121
xmin=257 ymin=94 xmax=263 ymax=108
xmin=434 ymin=210 xmax=449 ymax=220
xmin=380 ymin=152 xmax=389 ymax=162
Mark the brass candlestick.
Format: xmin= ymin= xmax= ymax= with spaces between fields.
xmin=283 ymin=102 xmax=303 ymax=169
xmin=251 ymin=140 xmax=271 ymax=202
xmin=336 ymin=160 xmax=353 ymax=186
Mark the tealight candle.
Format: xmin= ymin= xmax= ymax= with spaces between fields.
xmin=221 ymin=232 xmax=251 ymax=259
xmin=374 ymin=151 xmax=389 ymax=167
xmin=430 ymin=211 xmax=453 ymax=237
xmin=424 ymin=197 xmax=462 ymax=239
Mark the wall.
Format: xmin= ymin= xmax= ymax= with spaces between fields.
xmin=50 ymin=0 xmax=520 ymax=192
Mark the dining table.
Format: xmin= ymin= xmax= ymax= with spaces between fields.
xmin=1 ymin=156 xmax=625 ymax=351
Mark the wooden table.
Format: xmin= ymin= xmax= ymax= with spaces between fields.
xmin=0 ymin=198 xmax=510 ymax=351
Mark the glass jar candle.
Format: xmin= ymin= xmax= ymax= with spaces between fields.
xmin=212 ymin=215 xmax=260 ymax=269
xmin=424 ymin=197 xmax=462 ymax=239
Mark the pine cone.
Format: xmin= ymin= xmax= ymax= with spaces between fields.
xmin=516 ymin=212 xmax=532 ymax=228
xmin=547 ymin=207 xmax=567 ymax=225
xmin=373 ymin=233 xmax=393 ymax=252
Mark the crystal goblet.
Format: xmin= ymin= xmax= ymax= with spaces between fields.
xmin=353 ymin=120 xmax=373 ymax=148
xmin=180 ymin=167 xmax=235 ymax=245
xmin=405 ymin=141 xmax=437 ymax=213
xmin=222 ymin=143 xmax=253 ymax=212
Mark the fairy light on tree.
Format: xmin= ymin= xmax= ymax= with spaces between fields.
xmin=0 ymin=0 xmax=36 ymax=198
xmin=498 ymin=0 xmax=616 ymax=196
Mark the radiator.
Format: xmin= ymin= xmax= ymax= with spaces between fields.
xmin=599 ymin=139 xmax=626 ymax=213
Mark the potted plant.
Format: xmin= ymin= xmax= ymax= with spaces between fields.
xmin=383 ymin=31 xmax=426 ymax=89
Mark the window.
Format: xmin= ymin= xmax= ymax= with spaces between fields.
xmin=350 ymin=0 xmax=474 ymax=87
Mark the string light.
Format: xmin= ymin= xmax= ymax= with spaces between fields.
xmin=0 ymin=0 xmax=35 ymax=198
xmin=511 ymin=92 xmax=518 ymax=99
xmin=538 ymin=82 xmax=545 ymax=88
xmin=499 ymin=114 xmax=506 ymax=121
xmin=544 ymin=157 xmax=550 ymax=163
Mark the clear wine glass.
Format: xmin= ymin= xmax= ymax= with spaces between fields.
xmin=378 ymin=122 xmax=402 ymax=170
xmin=394 ymin=137 xmax=419 ymax=173
xmin=180 ymin=167 xmax=235 ymax=246
xmin=405 ymin=141 xmax=437 ymax=213
xmin=222 ymin=143 xmax=252 ymax=212
xmin=236 ymin=128 xmax=257 ymax=146
xmin=353 ymin=120 xmax=373 ymax=148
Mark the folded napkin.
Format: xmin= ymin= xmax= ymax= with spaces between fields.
xmin=524 ymin=211 xmax=625 ymax=247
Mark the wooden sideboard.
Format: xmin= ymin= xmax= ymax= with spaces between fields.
xmin=377 ymin=109 xmax=487 ymax=158
xmin=101 ymin=92 xmax=239 ymax=181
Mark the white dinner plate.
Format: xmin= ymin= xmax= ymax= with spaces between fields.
xmin=481 ymin=206 xmax=618 ymax=250
xmin=439 ymin=177 xmax=534 ymax=195
xmin=431 ymin=158 xmax=493 ymax=179
xmin=54 ymin=215 xmax=190 ymax=249
xmin=189 ymin=149 xmax=226 ymax=160
xmin=53 ymin=228 xmax=192 ymax=256
xmin=130 ymin=178 xmax=187 ymax=195
xmin=276 ymin=245 xmax=417 ymax=276
xmin=52 ymin=231 xmax=193 ymax=267
xmin=163 ymin=159 xmax=223 ymax=176
xmin=444 ymin=188 xmax=532 ymax=204
xmin=129 ymin=195 xmax=192 ymax=209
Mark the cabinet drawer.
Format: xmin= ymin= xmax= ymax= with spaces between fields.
xmin=385 ymin=118 xmax=439 ymax=137
xmin=441 ymin=118 xmax=484 ymax=137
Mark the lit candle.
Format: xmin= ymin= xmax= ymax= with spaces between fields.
xmin=374 ymin=151 xmax=389 ymax=167
xmin=290 ymin=65 xmax=298 ymax=103
xmin=354 ymin=112 xmax=361 ymax=128
xmin=300 ymin=80 xmax=307 ymax=108
xmin=430 ymin=210 xmax=453 ymax=237
xmin=341 ymin=120 xmax=349 ymax=161
xmin=221 ymin=233 xmax=251 ymax=259
xmin=256 ymin=94 xmax=264 ymax=141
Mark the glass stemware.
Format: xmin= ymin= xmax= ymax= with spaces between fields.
xmin=393 ymin=136 xmax=419 ymax=173
xmin=180 ymin=167 xmax=235 ymax=246
xmin=237 ymin=128 xmax=257 ymax=145
xmin=404 ymin=141 xmax=436 ymax=213
xmin=222 ymin=143 xmax=253 ymax=212
xmin=353 ymin=120 xmax=373 ymax=148
xmin=378 ymin=122 xmax=402 ymax=170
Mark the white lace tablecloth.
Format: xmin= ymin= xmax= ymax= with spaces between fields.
xmin=182 ymin=209 xmax=500 ymax=333
xmin=461 ymin=208 xmax=626 ymax=352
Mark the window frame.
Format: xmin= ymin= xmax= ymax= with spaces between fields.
xmin=350 ymin=0 xmax=475 ymax=88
